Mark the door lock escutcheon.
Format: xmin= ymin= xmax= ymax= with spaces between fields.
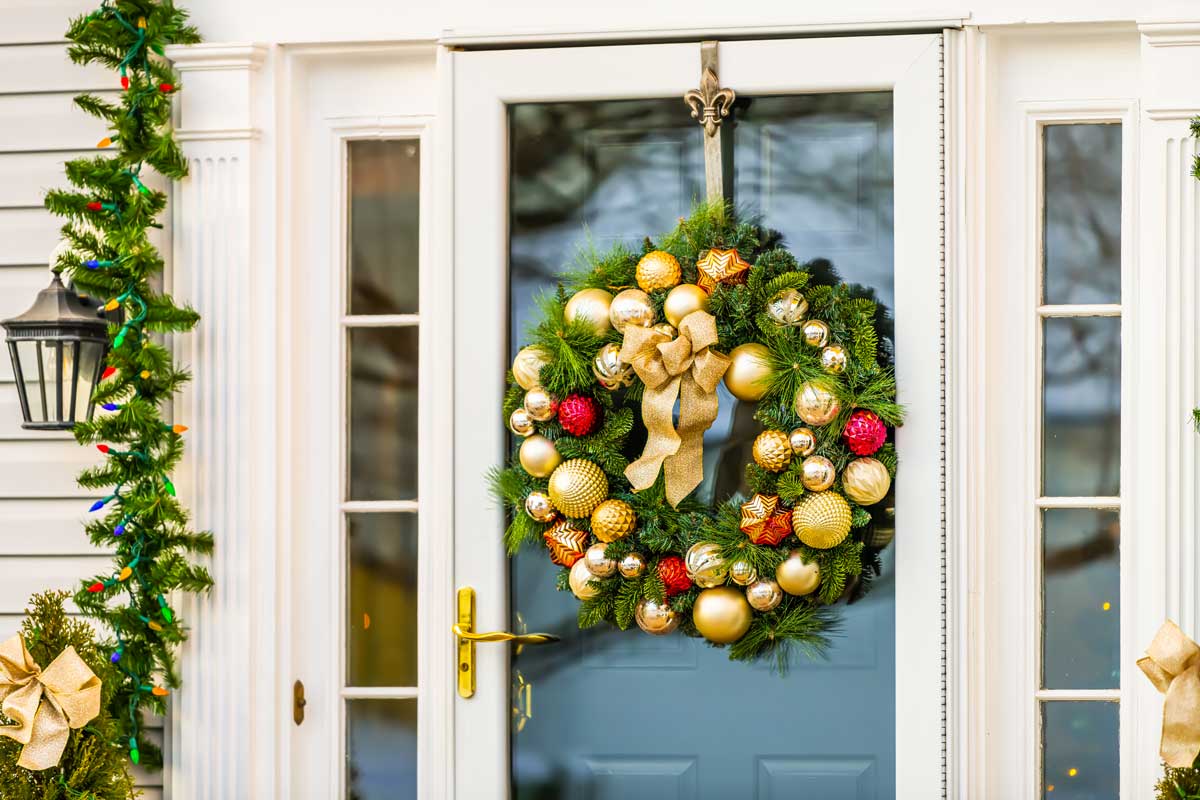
xmin=293 ymin=680 xmax=306 ymax=725
xmin=453 ymin=586 xmax=558 ymax=699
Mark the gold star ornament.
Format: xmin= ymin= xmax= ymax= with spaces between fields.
xmin=696 ymin=248 xmax=752 ymax=294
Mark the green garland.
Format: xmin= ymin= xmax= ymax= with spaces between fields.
xmin=44 ymin=0 xmax=208 ymax=769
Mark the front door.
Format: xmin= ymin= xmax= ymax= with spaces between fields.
xmin=451 ymin=35 xmax=944 ymax=799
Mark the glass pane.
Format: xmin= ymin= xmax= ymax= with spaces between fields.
xmin=74 ymin=341 xmax=103 ymax=420
xmin=1043 ymin=125 xmax=1121 ymax=306
xmin=1042 ymin=509 xmax=1119 ymax=689
xmin=1042 ymin=317 xmax=1120 ymax=496
xmin=347 ymin=513 xmax=418 ymax=687
xmin=1042 ymin=702 xmax=1118 ymax=799
xmin=15 ymin=341 xmax=46 ymax=422
xmin=346 ymin=699 xmax=417 ymax=800
xmin=347 ymin=327 xmax=418 ymax=500
xmin=348 ymin=139 xmax=420 ymax=315
xmin=40 ymin=341 xmax=63 ymax=422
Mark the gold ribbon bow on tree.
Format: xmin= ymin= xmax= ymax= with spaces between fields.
xmin=0 ymin=635 xmax=101 ymax=771
xmin=1139 ymin=620 xmax=1200 ymax=768
xmin=619 ymin=310 xmax=731 ymax=507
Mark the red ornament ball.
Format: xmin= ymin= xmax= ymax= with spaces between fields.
xmin=657 ymin=556 xmax=691 ymax=596
xmin=842 ymin=409 xmax=887 ymax=455
xmin=558 ymin=393 xmax=602 ymax=436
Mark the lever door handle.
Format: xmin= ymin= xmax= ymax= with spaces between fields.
xmin=455 ymin=586 xmax=558 ymax=698
xmin=451 ymin=623 xmax=559 ymax=645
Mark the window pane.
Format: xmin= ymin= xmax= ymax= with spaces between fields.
xmin=347 ymin=513 xmax=418 ymax=687
xmin=347 ymin=327 xmax=418 ymax=500
xmin=1042 ymin=509 xmax=1119 ymax=689
xmin=1042 ymin=317 xmax=1120 ymax=496
xmin=1042 ymin=702 xmax=1118 ymax=799
xmin=1043 ymin=124 xmax=1121 ymax=305
xmin=348 ymin=139 xmax=420 ymax=315
xmin=346 ymin=699 xmax=417 ymax=800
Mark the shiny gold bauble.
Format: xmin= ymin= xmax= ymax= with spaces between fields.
xmin=746 ymin=579 xmax=784 ymax=611
xmin=524 ymin=491 xmax=557 ymax=523
xmin=591 ymin=498 xmax=637 ymax=542
xmin=663 ymin=283 xmax=710 ymax=328
xmin=564 ymin=288 xmax=614 ymax=336
xmin=636 ymin=250 xmax=682 ymax=292
xmin=802 ymin=319 xmax=831 ymax=348
xmin=523 ymin=387 xmax=559 ymax=422
xmin=789 ymin=427 xmax=817 ymax=456
xmin=609 ymin=288 xmax=657 ymax=334
xmin=684 ymin=542 xmax=728 ymax=588
xmin=509 ymin=407 xmax=536 ymax=437
xmin=618 ymin=551 xmax=647 ymax=579
xmin=842 ymin=457 xmax=892 ymax=506
xmin=592 ymin=343 xmax=635 ymax=390
xmin=635 ymin=598 xmax=679 ymax=635
xmin=723 ymin=342 xmax=772 ymax=402
xmin=569 ymin=558 xmax=600 ymax=600
xmin=800 ymin=455 xmax=837 ymax=492
xmin=519 ymin=435 xmax=561 ymax=478
xmin=584 ymin=543 xmax=617 ymax=578
xmin=867 ymin=496 xmax=896 ymax=549
xmin=821 ymin=344 xmax=848 ymax=374
xmin=729 ymin=560 xmax=758 ymax=586
xmin=775 ymin=550 xmax=821 ymax=596
xmin=692 ymin=587 xmax=753 ymax=644
xmin=752 ymin=429 xmax=793 ymax=473
xmin=512 ymin=345 xmax=551 ymax=391
xmin=766 ymin=288 xmax=809 ymax=327
xmin=794 ymin=380 xmax=841 ymax=427
xmin=653 ymin=323 xmax=678 ymax=339
xmin=547 ymin=459 xmax=609 ymax=518
xmin=793 ymin=491 xmax=853 ymax=549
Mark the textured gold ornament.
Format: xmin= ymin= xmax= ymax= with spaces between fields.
xmin=746 ymin=579 xmax=783 ymax=612
xmin=548 ymin=459 xmax=609 ymax=518
xmin=543 ymin=519 xmax=587 ymax=567
xmin=766 ymin=288 xmax=808 ymax=327
xmin=729 ymin=560 xmax=758 ymax=586
xmin=519 ymin=434 xmax=561 ymax=478
xmin=752 ymin=429 xmax=793 ymax=473
xmin=662 ymin=283 xmax=709 ymax=328
xmin=508 ymin=407 xmax=536 ymax=437
xmin=775 ymin=550 xmax=821 ymax=596
xmin=564 ymin=288 xmax=614 ymax=336
xmin=842 ymin=457 xmax=892 ymax=506
xmin=569 ymin=558 xmax=600 ymax=599
xmin=793 ymin=491 xmax=853 ymax=549
xmin=592 ymin=343 xmax=635 ymax=390
xmin=512 ymin=345 xmax=551 ymax=391
xmin=584 ymin=542 xmax=617 ymax=578
xmin=609 ymin=288 xmax=657 ymax=334
xmin=692 ymin=586 xmax=753 ymax=644
xmin=800 ymin=455 xmax=837 ymax=492
xmin=636 ymin=250 xmax=682 ymax=292
xmin=789 ymin=427 xmax=817 ymax=456
xmin=523 ymin=387 xmax=558 ymax=422
xmin=802 ymin=319 xmax=831 ymax=348
xmin=524 ymin=491 xmax=557 ymax=523
xmin=685 ymin=542 xmax=729 ymax=588
xmin=635 ymin=598 xmax=679 ymax=635
xmin=618 ymin=551 xmax=647 ymax=579
xmin=723 ymin=342 xmax=772 ymax=402
xmin=653 ymin=322 xmax=678 ymax=338
xmin=739 ymin=493 xmax=779 ymax=541
xmin=794 ymin=380 xmax=841 ymax=427
xmin=821 ymin=344 xmax=847 ymax=374
xmin=591 ymin=498 xmax=636 ymax=542
xmin=696 ymin=248 xmax=751 ymax=293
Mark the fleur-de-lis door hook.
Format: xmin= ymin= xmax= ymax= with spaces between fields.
xmin=683 ymin=41 xmax=736 ymax=203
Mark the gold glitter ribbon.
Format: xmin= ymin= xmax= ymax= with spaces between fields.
xmin=1139 ymin=620 xmax=1200 ymax=768
xmin=0 ymin=635 xmax=101 ymax=771
xmin=619 ymin=310 xmax=730 ymax=507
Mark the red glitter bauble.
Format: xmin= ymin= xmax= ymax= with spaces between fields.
xmin=842 ymin=409 xmax=887 ymax=456
xmin=558 ymin=394 xmax=602 ymax=436
xmin=657 ymin=556 xmax=691 ymax=596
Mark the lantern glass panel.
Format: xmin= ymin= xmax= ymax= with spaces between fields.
xmin=39 ymin=341 xmax=64 ymax=422
xmin=73 ymin=341 xmax=104 ymax=421
xmin=15 ymin=340 xmax=47 ymax=423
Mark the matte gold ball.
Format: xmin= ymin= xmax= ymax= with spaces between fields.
xmin=724 ymin=342 xmax=772 ymax=402
xmin=512 ymin=345 xmax=551 ymax=391
xmin=802 ymin=319 xmax=831 ymax=347
xmin=766 ymin=288 xmax=809 ymax=326
xmin=564 ymin=288 xmax=614 ymax=336
xmin=636 ymin=250 xmax=682 ymax=292
xmin=584 ymin=543 xmax=617 ymax=578
xmin=591 ymin=499 xmax=637 ymax=542
xmin=618 ymin=551 xmax=647 ymax=579
xmin=609 ymin=288 xmax=657 ymax=334
xmin=523 ymin=387 xmax=558 ymax=422
xmin=685 ymin=542 xmax=728 ymax=588
xmin=821 ymin=344 xmax=848 ymax=374
xmin=794 ymin=380 xmax=841 ymax=427
xmin=509 ymin=407 xmax=536 ymax=437
xmin=692 ymin=587 xmax=753 ymax=644
xmin=569 ymin=558 xmax=600 ymax=600
xmin=547 ymin=459 xmax=609 ymax=518
xmin=800 ymin=455 xmax=837 ymax=492
xmin=592 ymin=343 xmax=635 ymax=390
xmin=753 ymin=430 xmax=793 ymax=473
xmin=729 ymin=560 xmax=758 ymax=586
xmin=663 ymin=283 xmax=710 ymax=328
xmin=524 ymin=491 xmax=557 ymax=522
xmin=746 ymin=579 xmax=784 ymax=611
xmin=793 ymin=491 xmax=853 ymax=549
xmin=789 ymin=427 xmax=817 ymax=456
xmin=775 ymin=550 xmax=821 ymax=596
xmin=635 ymin=598 xmax=679 ymax=635
xmin=519 ymin=435 xmax=561 ymax=478
xmin=842 ymin=457 xmax=892 ymax=506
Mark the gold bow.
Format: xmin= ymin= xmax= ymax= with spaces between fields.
xmin=0 ymin=635 xmax=101 ymax=771
xmin=619 ymin=310 xmax=730 ymax=507
xmin=1139 ymin=620 xmax=1200 ymax=768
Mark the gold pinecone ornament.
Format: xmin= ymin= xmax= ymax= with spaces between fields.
xmin=792 ymin=491 xmax=853 ymax=549
xmin=636 ymin=250 xmax=682 ymax=292
xmin=548 ymin=459 xmax=609 ymax=518
xmin=752 ymin=430 xmax=792 ymax=472
xmin=591 ymin=499 xmax=636 ymax=542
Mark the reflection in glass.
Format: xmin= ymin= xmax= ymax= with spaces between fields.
xmin=348 ymin=139 xmax=421 ymax=315
xmin=1042 ymin=510 xmax=1119 ymax=689
xmin=346 ymin=699 xmax=417 ymax=800
xmin=347 ymin=513 xmax=418 ymax=687
xmin=347 ymin=327 xmax=418 ymax=500
xmin=1042 ymin=317 xmax=1120 ymax=497
xmin=1043 ymin=125 xmax=1121 ymax=306
xmin=1042 ymin=702 xmax=1118 ymax=799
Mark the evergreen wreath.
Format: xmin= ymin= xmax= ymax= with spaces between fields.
xmin=491 ymin=202 xmax=901 ymax=668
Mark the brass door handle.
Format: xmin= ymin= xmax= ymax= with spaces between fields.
xmin=451 ymin=623 xmax=559 ymax=645
xmin=456 ymin=587 xmax=558 ymax=698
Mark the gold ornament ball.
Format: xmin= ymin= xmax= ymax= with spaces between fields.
xmin=618 ymin=552 xmax=647 ymax=579
xmin=794 ymin=380 xmax=841 ymax=427
xmin=569 ymin=558 xmax=600 ymax=600
xmin=509 ymin=407 xmax=536 ymax=437
xmin=636 ymin=250 xmax=682 ymax=292
xmin=793 ymin=491 xmax=853 ymax=549
xmin=584 ymin=543 xmax=617 ymax=578
xmin=592 ymin=343 xmax=635 ymax=390
xmin=519 ymin=435 xmax=562 ymax=478
xmin=800 ymin=455 xmax=837 ymax=492
xmin=746 ymin=579 xmax=784 ymax=612
xmin=789 ymin=427 xmax=817 ymax=456
xmin=729 ymin=560 xmax=758 ymax=586
xmin=512 ymin=345 xmax=551 ymax=391
xmin=753 ymin=429 xmax=793 ymax=473
xmin=724 ymin=342 xmax=772 ymax=402
xmin=663 ymin=283 xmax=710 ymax=328
xmin=775 ymin=550 xmax=821 ymax=596
xmin=591 ymin=499 xmax=637 ymax=542
xmin=564 ymin=288 xmax=614 ymax=336
xmin=653 ymin=322 xmax=678 ymax=339
xmin=842 ymin=457 xmax=892 ymax=506
xmin=635 ymin=598 xmax=680 ymax=635
xmin=802 ymin=319 xmax=831 ymax=348
xmin=821 ymin=344 xmax=848 ymax=374
xmin=868 ymin=499 xmax=896 ymax=549
xmin=685 ymin=542 xmax=729 ymax=588
xmin=692 ymin=587 xmax=753 ymax=644
xmin=524 ymin=491 xmax=557 ymax=523
xmin=547 ymin=459 xmax=609 ymax=518
xmin=766 ymin=288 xmax=809 ymax=327
xmin=523 ymin=387 xmax=559 ymax=422
xmin=609 ymin=288 xmax=657 ymax=334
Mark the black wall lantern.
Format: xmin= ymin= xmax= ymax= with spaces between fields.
xmin=2 ymin=269 xmax=109 ymax=430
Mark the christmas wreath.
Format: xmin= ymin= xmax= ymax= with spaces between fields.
xmin=490 ymin=203 xmax=901 ymax=667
